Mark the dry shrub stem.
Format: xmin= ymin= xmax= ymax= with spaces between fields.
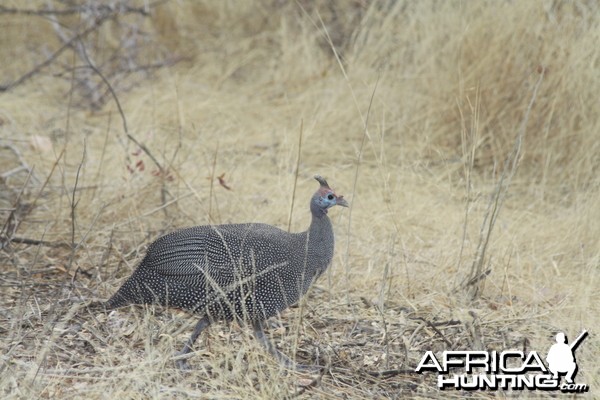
xmin=0 ymin=3 xmax=153 ymax=17
xmin=76 ymin=39 xmax=164 ymax=175
xmin=344 ymin=76 xmax=380 ymax=303
xmin=287 ymin=120 xmax=303 ymax=233
xmin=0 ymin=169 xmax=34 ymax=245
xmin=0 ymin=146 xmax=63 ymax=248
xmin=208 ymin=143 xmax=219 ymax=224
xmin=0 ymin=144 xmax=38 ymax=183
xmin=67 ymin=140 xmax=86 ymax=269
xmin=456 ymin=86 xmax=481 ymax=276
xmin=73 ymin=27 xmax=175 ymax=217
xmin=462 ymin=69 xmax=545 ymax=299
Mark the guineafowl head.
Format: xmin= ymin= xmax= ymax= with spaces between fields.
xmin=311 ymin=175 xmax=349 ymax=217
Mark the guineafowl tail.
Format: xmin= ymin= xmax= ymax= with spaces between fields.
xmin=104 ymin=278 xmax=138 ymax=309
xmin=105 ymin=291 xmax=130 ymax=310
xmin=105 ymin=270 xmax=208 ymax=312
xmin=104 ymin=274 xmax=151 ymax=309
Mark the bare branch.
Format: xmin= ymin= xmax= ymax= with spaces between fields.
xmin=0 ymin=14 xmax=113 ymax=92
xmin=0 ymin=3 xmax=152 ymax=17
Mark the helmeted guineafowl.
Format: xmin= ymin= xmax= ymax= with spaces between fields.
xmin=106 ymin=175 xmax=348 ymax=370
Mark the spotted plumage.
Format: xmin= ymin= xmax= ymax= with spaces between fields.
xmin=106 ymin=175 xmax=348 ymax=370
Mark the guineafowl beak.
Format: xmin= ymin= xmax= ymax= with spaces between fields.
xmin=336 ymin=196 xmax=349 ymax=207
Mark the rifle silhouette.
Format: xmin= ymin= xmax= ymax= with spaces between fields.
xmin=570 ymin=330 xmax=588 ymax=351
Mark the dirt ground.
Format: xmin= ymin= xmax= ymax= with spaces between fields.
xmin=1 ymin=1 xmax=598 ymax=398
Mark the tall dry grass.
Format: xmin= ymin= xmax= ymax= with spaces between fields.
xmin=1 ymin=0 xmax=598 ymax=398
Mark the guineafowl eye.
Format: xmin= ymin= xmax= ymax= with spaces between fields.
xmin=327 ymin=194 xmax=334 ymax=200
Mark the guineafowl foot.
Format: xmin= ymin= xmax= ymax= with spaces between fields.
xmin=252 ymin=321 xmax=322 ymax=373
xmin=175 ymin=357 xmax=192 ymax=371
xmin=174 ymin=316 xmax=211 ymax=371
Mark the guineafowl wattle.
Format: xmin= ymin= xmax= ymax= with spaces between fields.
xmin=106 ymin=175 xmax=348 ymax=370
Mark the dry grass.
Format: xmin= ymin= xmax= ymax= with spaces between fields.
xmin=1 ymin=0 xmax=599 ymax=398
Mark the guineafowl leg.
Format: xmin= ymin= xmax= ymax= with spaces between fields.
xmin=175 ymin=316 xmax=210 ymax=370
xmin=252 ymin=321 xmax=322 ymax=372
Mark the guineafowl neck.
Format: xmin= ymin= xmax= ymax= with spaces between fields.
xmin=308 ymin=213 xmax=333 ymax=238
xmin=306 ymin=213 xmax=334 ymax=265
